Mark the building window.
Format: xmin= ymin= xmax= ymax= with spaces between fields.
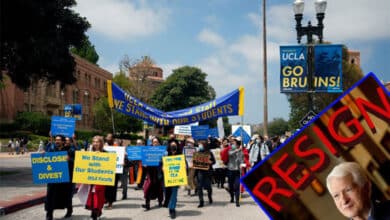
xmin=73 ymin=90 xmax=79 ymax=103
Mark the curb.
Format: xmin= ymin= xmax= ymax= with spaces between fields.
xmin=0 ymin=193 xmax=46 ymax=216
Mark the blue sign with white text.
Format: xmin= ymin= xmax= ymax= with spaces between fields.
xmin=191 ymin=125 xmax=210 ymax=140
xmin=50 ymin=116 xmax=76 ymax=137
xmin=31 ymin=152 xmax=70 ymax=184
xmin=141 ymin=146 xmax=167 ymax=166
xmin=126 ymin=146 xmax=143 ymax=160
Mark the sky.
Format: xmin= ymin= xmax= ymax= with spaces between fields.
xmin=74 ymin=0 xmax=390 ymax=125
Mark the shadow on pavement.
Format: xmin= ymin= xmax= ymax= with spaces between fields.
xmin=177 ymin=210 xmax=202 ymax=217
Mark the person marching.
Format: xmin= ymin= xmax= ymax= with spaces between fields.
xmin=44 ymin=134 xmax=75 ymax=220
xmin=227 ymin=137 xmax=244 ymax=207
xmin=183 ymin=137 xmax=197 ymax=195
xmin=165 ymin=141 xmax=182 ymax=219
xmin=84 ymin=136 xmax=106 ymax=220
xmin=104 ymin=133 xmax=119 ymax=209
xmin=142 ymin=137 xmax=164 ymax=210
xmin=195 ymin=140 xmax=216 ymax=208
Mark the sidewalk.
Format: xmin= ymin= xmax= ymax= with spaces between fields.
xmin=0 ymin=152 xmax=46 ymax=216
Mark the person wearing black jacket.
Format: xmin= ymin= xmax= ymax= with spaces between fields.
xmin=195 ymin=141 xmax=216 ymax=208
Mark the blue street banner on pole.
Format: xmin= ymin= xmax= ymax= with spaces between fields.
xmin=50 ymin=116 xmax=76 ymax=137
xmin=107 ymin=80 xmax=244 ymax=126
xmin=314 ymin=44 xmax=343 ymax=93
xmin=31 ymin=152 xmax=70 ymax=184
xmin=64 ymin=104 xmax=82 ymax=120
xmin=126 ymin=146 xmax=143 ymax=160
xmin=141 ymin=146 xmax=167 ymax=166
xmin=280 ymin=45 xmax=308 ymax=93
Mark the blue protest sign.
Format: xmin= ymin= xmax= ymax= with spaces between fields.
xmin=314 ymin=44 xmax=343 ymax=93
xmin=126 ymin=146 xmax=143 ymax=160
xmin=31 ymin=152 xmax=70 ymax=184
xmin=208 ymin=127 xmax=219 ymax=138
xmin=191 ymin=125 xmax=210 ymax=140
xmin=280 ymin=45 xmax=308 ymax=93
xmin=50 ymin=116 xmax=76 ymax=137
xmin=141 ymin=146 xmax=167 ymax=166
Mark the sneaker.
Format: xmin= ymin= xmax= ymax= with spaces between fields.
xmin=197 ymin=202 xmax=204 ymax=208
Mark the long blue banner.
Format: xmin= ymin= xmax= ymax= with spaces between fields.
xmin=31 ymin=152 xmax=70 ymax=184
xmin=107 ymin=81 xmax=244 ymax=126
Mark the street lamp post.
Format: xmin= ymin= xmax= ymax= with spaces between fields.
xmin=293 ymin=0 xmax=327 ymax=113
xmin=60 ymin=90 xmax=64 ymax=115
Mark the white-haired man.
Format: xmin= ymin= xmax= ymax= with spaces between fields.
xmin=326 ymin=162 xmax=390 ymax=220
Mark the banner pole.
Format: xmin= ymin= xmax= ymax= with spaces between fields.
xmin=240 ymin=115 xmax=244 ymax=146
xmin=110 ymin=108 xmax=116 ymax=134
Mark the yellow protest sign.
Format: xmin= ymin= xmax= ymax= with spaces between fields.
xmin=162 ymin=155 xmax=187 ymax=187
xmin=72 ymin=151 xmax=116 ymax=186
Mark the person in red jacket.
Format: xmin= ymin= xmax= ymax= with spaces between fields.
xmin=220 ymin=137 xmax=231 ymax=166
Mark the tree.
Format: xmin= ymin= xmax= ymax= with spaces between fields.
xmin=92 ymin=73 xmax=143 ymax=133
xmin=1 ymin=0 xmax=90 ymax=89
xmin=150 ymin=66 xmax=216 ymax=111
xmin=119 ymin=55 xmax=157 ymax=103
xmin=14 ymin=112 xmax=51 ymax=136
xmin=287 ymin=45 xmax=364 ymax=130
xmin=267 ymin=118 xmax=289 ymax=137
xmin=70 ymin=36 xmax=99 ymax=64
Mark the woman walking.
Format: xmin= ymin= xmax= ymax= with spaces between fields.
xmin=165 ymin=141 xmax=182 ymax=219
xmin=84 ymin=136 xmax=106 ymax=220
xmin=142 ymin=137 xmax=164 ymax=210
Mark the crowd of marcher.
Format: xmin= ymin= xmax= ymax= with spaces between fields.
xmin=42 ymin=132 xmax=284 ymax=220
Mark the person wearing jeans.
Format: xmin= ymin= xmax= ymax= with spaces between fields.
xmin=227 ymin=138 xmax=244 ymax=207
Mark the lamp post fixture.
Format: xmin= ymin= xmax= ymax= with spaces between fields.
xmin=293 ymin=0 xmax=327 ymax=44
xmin=293 ymin=0 xmax=327 ymax=113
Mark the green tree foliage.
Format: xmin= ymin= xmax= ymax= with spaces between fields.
xmin=70 ymin=36 xmax=99 ymax=64
xmin=150 ymin=66 xmax=216 ymax=111
xmin=267 ymin=118 xmax=289 ymax=137
xmin=14 ymin=112 xmax=51 ymax=136
xmin=1 ymin=0 xmax=90 ymax=89
xmin=287 ymin=46 xmax=364 ymax=130
xmin=92 ymin=73 xmax=143 ymax=133
xmin=92 ymin=97 xmax=143 ymax=133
